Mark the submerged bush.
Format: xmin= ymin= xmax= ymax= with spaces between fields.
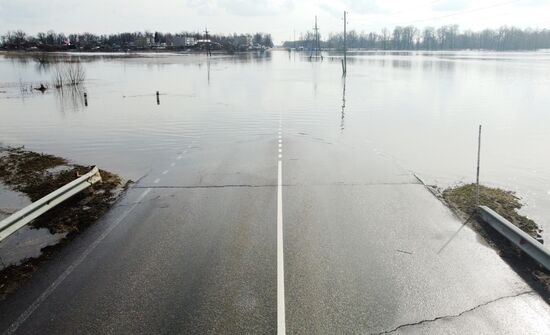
xmin=52 ymin=62 xmax=86 ymax=88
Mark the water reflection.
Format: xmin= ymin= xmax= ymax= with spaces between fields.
xmin=54 ymin=85 xmax=87 ymax=113
xmin=2 ymin=50 xmax=274 ymax=68
xmin=393 ymin=59 xmax=412 ymax=69
xmin=324 ymin=51 xmax=462 ymax=71
xmin=341 ymin=76 xmax=346 ymax=133
xmin=207 ymin=58 xmax=211 ymax=85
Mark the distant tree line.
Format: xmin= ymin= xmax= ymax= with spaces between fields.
xmin=0 ymin=30 xmax=274 ymax=52
xmin=283 ymin=25 xmax=550 ymax=51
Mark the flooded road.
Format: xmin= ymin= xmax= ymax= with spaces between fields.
xmin=1 ymin=50 xmax=550 ymax=240
xmin=2 ymin=50 xmax=550 ymax=333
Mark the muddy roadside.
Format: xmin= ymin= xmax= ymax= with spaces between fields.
xmin=0 ymin=146 xmax=128 ymax=300
xmin=420 ymin=179 xmax=550 ymax=303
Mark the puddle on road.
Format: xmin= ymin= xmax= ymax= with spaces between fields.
xmin=0 ymin=184 xmax=31 ymax=212
xmin=0 ymin=183 xmax=65 ymax=269
xmin=0 ymin=226 xmax=66 ymax=269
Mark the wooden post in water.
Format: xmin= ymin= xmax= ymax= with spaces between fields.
xmin=84 ymin=92 xmax=88 ymax=107
xmin=156 ymin=91 xmax=160 ymax=105
xmin=476 ymin=125 xmax=482 ymax=209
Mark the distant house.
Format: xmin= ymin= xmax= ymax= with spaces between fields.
xmin=173 ymin=36 xmax=197 ymax=48
xmin=185 ymin=37 xmax=196 ymax=46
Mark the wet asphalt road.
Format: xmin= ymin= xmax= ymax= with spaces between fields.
xmin=1 ymin=128 xmax=550 ymax=334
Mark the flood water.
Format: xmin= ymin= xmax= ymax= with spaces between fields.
xmin=1 ymin=50 xmax=550 ymax=241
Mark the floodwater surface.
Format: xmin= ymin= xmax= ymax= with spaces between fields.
xmin=1 ymin=50 xmax=550 ymax=240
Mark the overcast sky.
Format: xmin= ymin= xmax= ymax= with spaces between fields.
xmin=1 ymin=0 xmax=549 ymax=43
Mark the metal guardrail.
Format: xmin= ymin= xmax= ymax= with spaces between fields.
xmin=0 ymin=167 xmax=102 ymax=242
xmin=479 ymin=206 xmax=550 ymax=271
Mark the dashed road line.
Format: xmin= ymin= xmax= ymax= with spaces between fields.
xmin=5 ymin=137 xmax=205 ymax=334
xmin=4 ymin=188 xmax=152 ymax=335
xmin=277 ymin=128 xmax=286 ymax=335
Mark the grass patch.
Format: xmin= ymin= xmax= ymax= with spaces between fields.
xmin=442 ymin=183 xmax=550 ymax=301
xmin=442 ymin=183 xmax=539 ymax=239
xmin=0 ymin=146 xmax=125 ymax=299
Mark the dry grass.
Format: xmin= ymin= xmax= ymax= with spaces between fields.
xmin=52 ymin=62 xmax=86 ymax=88
xmin=442 ymin=183 xmax=550 ymax=300
xmin=442 ymin=184 xmax=539 ymax=238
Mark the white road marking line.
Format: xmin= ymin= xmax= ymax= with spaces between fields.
xmin=277 ymin=156 xmax=286 ymax=335
xmin=5 ymin=189 xmax=152 ymax=335
xmin=279 ymin=144 xmax=282 ymax=148
xmin=154 ymin=178 xmax=161 ymax=184
xmin=279 ymin=149 xmax=282 ymax=153
xmin=279 ymin=154 xmax=282 ymax=159
xmin=162 ymin=170 xmax=169 ymax=175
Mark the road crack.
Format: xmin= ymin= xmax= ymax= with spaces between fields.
xmin=372 ymin=290 xmax=534 ymax=334
xmin=133 ymin=184 xmax=278 ymax=189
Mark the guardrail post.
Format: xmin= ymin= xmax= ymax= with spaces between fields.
xmin=479 ymin=206 xmax=550 ymax=271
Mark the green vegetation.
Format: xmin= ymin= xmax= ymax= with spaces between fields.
xmin=443 ymin=183 xmax=539 ymax=238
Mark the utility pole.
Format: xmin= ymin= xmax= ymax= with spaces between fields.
xmin=310 ymin=16 xmax=323 ymax=60
xmin=204 ymin=28 xmax=211 ymax=56
xmin=316 ymin=16 xmax=322 ymax=60
xmin=343 ymin=11 xmax=348 ymax=75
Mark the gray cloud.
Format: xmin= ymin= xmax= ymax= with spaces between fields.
xmin=1 ymin=0 xmax=550 ymax=43
xmin=0 ymin=0 xmax=60 ymax=25
xmin=319 ymin=3 xmax=343 ymax=17
xmin=432 ymin=0 xmax=471 ymax=11
xmin=341 ymin=0 xmax=385 ymax=14
xmin=186 ymin=0 xmax=294 ymax=16
xmin=518 ymin=0 xmax=550 ymax=5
